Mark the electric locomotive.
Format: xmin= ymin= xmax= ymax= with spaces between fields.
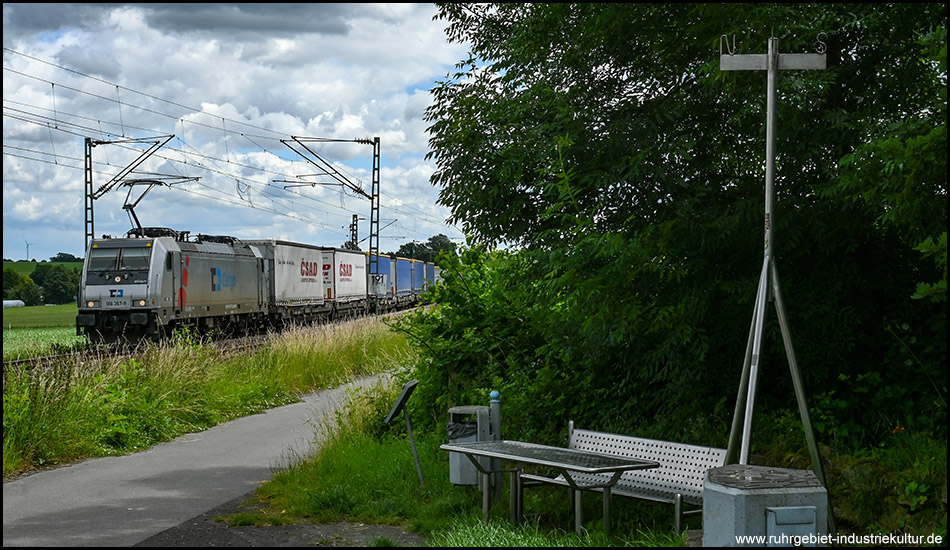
xmin=76 ymin=228 xmax=265 ymax=343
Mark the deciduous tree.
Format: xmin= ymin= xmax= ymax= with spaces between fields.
xmin=410 ymin=4 xmax=946 ymax=444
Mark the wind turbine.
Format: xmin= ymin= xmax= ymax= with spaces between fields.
xmin=22 ymin=236 xmax=33 ymax=261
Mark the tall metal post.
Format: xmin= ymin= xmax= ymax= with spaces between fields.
xmin=369 ymin=137 xmax=381 ymax=311
xmin=489 ymin=390 xmax=502 ymax=500
xmin=719 ymin=36 xmax=835 ymax=534
xmin=84 ymin=138 xmax=96 ymax=249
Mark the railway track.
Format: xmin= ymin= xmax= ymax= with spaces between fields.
xmin=3 ymin=332 xmax=272 ymax=375
xmin=3 ymin=309 xmax=412 ymax=375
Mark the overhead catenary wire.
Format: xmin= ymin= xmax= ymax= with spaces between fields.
xmin=3 ymin=47 xmax=464 ymax=247
xmin=4 ymin=117 xmax=459 ymax=246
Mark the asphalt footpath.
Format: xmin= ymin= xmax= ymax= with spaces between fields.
xmin=3 ymin=375 xmax=385 ymax=547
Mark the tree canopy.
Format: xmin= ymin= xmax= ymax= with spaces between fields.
xmin=404 ymin=4 xmax=946 ymax=447
xmin=389 ymin=234 xmax=459 ymax=263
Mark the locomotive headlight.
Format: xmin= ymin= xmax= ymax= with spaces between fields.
xmin=137 ymin=299 xmax=147 ymax=307
xmin=86 ymin=300 xmax=99 ymax=308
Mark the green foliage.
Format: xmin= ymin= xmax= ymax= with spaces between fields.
xmin=913 ymin=233 xmax=947 ymax=302
xmin=3 ymin=261 xmax=81 ymax=305
xmin=832 ymin=431 xmax=946 ymax=537
xmin=5 ymin=272 xmax=41 ymax=306
xmin=390 ymin=234 xmax=459 ymax=263
xmin=49 ymin=252 xmax=83 ymax=263
xmin=88 ymin=359 xmax=178 ymax=451
xmin=3 ymin=268 xmax=26 ymax=298
xmin=419 ymin=3 xmax=947 ymax=449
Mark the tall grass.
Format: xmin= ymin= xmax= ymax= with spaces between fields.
xmin=2 ymin=316 xmax=415 ymax=477
xmin=428 ymin=516 xmax=686 ymax=547
xmin=254 ymin=318 xmax=413 ymax=393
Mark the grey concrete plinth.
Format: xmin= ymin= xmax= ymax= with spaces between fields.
xmin=703 ymin=464 xmax=827 ymax=547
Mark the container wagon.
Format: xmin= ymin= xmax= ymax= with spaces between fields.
xmin=322 ymin=247 xmax=368 ymax=317
xmin=245 ymin=239 xmax=330 ymax=326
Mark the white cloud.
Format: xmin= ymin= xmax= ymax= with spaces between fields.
xmin=12 ymin=196 xmax=44 ymax=220
xmin=3 ymin=3 xmax=466 ymax=261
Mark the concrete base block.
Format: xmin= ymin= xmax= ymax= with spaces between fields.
xmin=703 ymin=464 xmax=827 ymax=547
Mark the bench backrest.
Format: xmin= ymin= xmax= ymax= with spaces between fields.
xmin=570 ymin=426 xmax=726 ymax=506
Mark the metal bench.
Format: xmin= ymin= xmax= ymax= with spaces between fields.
xmin=519 ymin=421 xmax=727 ymax=532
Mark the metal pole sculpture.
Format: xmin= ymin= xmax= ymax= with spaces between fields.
xmin=719 ymin=35 xmax=835 ymax=534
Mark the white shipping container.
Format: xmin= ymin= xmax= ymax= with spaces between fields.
xmin=273 ymin=243 xmax=325 ymax=305
xmin=322 ymin=248 xmax=367 ymax=301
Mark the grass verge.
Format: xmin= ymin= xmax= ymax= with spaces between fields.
xmin=2 ymin=316 xmax=414 ymax=477
xmin=229 ymin=371 xmax=947 ymax=547
xmin=229 ymin=375 xmax=693 ymax=546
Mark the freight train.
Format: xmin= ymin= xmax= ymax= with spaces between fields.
xmin=76 ymin=227 xmax=441 ymax=343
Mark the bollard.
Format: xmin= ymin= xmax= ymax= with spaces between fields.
xmin=489 ymin=390 xmax=502 ymax=499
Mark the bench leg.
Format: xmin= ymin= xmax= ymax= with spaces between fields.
xmin=674 ymin=493 xmax=683 ymax=533
xmin=482 ymin=471 xmax=491 ymax=522
xmin=603 ymin=486 xmax=612 ymax=536
xmin=510 ymin=469 xmax=522 ymax=523
xmin=574 ymin=489 xmax=583 ymax=535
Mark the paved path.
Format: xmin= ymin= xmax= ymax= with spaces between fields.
xmin=3 ymin=376 xmax=382 ymax=547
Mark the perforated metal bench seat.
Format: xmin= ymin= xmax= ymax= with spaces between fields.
xmin=519 ymin=422 xmax=726 ymax=532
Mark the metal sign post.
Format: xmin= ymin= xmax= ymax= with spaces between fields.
xmin=384 ymin=379 xmax=424 ymax=485
xmin=719 ymin=37 xmax=833 ymax=521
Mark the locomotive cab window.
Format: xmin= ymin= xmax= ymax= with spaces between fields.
xmin=88 ymin=248 xmax=120 ymax=271
xmin=120 ymin=247 xmax=152 ymax=271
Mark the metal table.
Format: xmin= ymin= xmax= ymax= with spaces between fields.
xmin=441 ymin=440 xmax=659 ymax=535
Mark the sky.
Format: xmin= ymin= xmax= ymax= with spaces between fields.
xmin=2 ymin=3 xmax=470 ymax=262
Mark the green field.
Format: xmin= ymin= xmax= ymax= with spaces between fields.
xmin=2 ymin=303 xmax=78 ymax=329
xmin=2 ymin=304 xmax=84 ymax=360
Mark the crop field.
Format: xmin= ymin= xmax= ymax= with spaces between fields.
xmin=2 ymin=304 xmax=84 ymax=360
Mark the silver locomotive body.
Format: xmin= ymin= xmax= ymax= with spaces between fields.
xmin=77 ymin=232 xmax=265 ymax=343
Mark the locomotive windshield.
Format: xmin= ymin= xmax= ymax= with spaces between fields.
xmin=119 ymin=248 xmax=151 ymax=270
xmin=87 ymin=247 xmax=152 ymax=272
xmin=88 ymin=248 xmax=119 ymax=271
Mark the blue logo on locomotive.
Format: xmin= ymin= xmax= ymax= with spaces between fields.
xmin=109 ymin=289 xmax=124 ymax=297
xmin=211 ymin=268 xmax=237 ymax=291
